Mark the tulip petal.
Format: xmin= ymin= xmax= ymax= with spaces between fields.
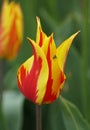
xmin=0 ymin=0 xmax=23 ymax=60
xmin=51 ymin=58 xmax=66 ymax=98
xmin=36 ymin=17 xmax=46 ymax=47
xmin=43 ymin=35 xmax=65 ymax=103
xmin=17 ymin=38 xmax=49 ymax=105
xmin=36 ymin=17 xmax=51 ymax=52
xmin=56 ymin=31 xmax=79 ymax=71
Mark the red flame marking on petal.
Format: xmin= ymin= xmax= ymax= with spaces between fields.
xmin=18 ymin=57 xmax=42 ymax=103
xmin=43 ymin=37 xmax=56 ymax=102
xmin=7 ymin=12 xmax=19 ymax=58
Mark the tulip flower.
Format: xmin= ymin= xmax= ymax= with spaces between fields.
xmin=17 ymin=17 xmax=79 ymax=105
xmin=0 ymin=0 xmax=23 ymax=60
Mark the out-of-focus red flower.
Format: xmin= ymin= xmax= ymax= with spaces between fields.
xmin=17 ymin=17 xmax=79 ymax=105
xmin=0 ymin=0 xmax=23 ymax=60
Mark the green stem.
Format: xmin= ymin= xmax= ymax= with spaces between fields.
xmin=36 ymin=105 xmax=42 ymax=130
xmin=81 ymin=0 xmax=89 ymax=120
xmin=0 ymin=60 xmax=7 ymax=130
xmin=0 ymin=60 xmax=5 ymax=101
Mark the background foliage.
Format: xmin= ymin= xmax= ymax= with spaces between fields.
xmin=0 ymin=0 xmax=90 ymax=130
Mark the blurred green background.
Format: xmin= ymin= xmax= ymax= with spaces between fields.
xmin=0 ymin=0 xmax=90 ymax=130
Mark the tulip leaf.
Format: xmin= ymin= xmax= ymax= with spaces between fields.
xmin=2 ymin=91 xmax=24 ymax=130
xmin=42 ymin=100 xmax=65 ymax=130
xmin=59 ymin=96 xmax=90 ymax=130
xmin=63 ymin=46 xmax=82 ymax=110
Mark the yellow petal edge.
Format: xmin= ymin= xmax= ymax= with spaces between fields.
xmin=56 ymin=31 xmax=80 ymax=71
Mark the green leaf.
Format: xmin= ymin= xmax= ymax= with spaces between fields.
xmin=42 ymin=100 xmax=66 ymax=130
xmin=62 ymin=46 xmax=82 ymax=112
xmin=59 ymin=96 xmax=90 ymax=130
xmin=0 ymin=105 xmax=7 ymax=130
xmin=2 ymin=91 xmax=24 ymax=130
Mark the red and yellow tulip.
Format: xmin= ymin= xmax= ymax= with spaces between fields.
xmin=0 ymin=0 xmax=23 ymax=60
xmin=17 ymin=17 xmax=79 ymax=105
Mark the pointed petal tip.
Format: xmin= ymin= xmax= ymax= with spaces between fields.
xmin=27 ymin=37 xmax=31 ymax=43
xmin=27 ymin=37 xmax=30 ymax=41
xmin=27 ymin=37 xmax=33 ymax=43
xmin=36 ymin=16 xmax=41 ymax=26
xmin=36 ymin=16 xmax=40 ymax=22
xmin=27 ymin=37 xmax=29 ymax=40
xmin=27 ymin=37 xmax=36 ymax=49
xmin=71 ymin=30 xmax=80 ymax=39
xmin=75 ymin=30 xmax=80 ymax=35
xmin=51 ymin=32 xmax=54 ymax=37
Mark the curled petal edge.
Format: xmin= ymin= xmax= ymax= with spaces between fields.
xmin=18 ymin=37 xmax=49 ymax=105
